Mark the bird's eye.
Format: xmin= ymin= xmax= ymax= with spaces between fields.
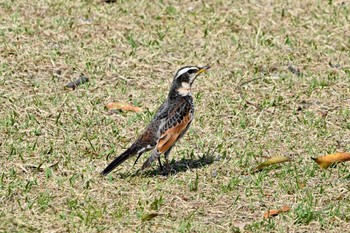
xmin=188 ymin=69 xmax=197 ymax=74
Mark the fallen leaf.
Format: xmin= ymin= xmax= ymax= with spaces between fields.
xmin=297 ymin=182 xmax=306 ymax=189
xmin=141 ymin=213 xmax=158 ymax=222
xmin=106 ymin=102 xmax=142 ymax=112
xmin=232 ymin=221 xmax=250 ymax=230
xmin=254 ymin=156 xmax=291 ymax=171
xmin=264 ymin=206 xmax=290 ymax=218
xmin=287 ymin=65 xmax=301 ymax=76
xmin=312 ymin=152 xmax=350 ymax=169
xmin=65 ymin=74 xmax=89 ymax=90
xmin=329 ymin=61 xmax=341 ymax=69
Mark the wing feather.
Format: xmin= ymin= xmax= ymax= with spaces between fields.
xmin=157 ymin=100 xmax=192 ymax=153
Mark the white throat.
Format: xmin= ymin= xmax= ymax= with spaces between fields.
xmin=177 ymin=82 xmax=191 ymax=96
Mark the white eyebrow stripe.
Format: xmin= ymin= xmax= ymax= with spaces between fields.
xmin=175 ymin=67 xmax=197 ymax=78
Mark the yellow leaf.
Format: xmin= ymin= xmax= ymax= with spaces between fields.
xmin=264 ymin=206 xmax=290 ymax=218
xmin=312 ymin=152 xmax=350 ymax=169
xmin=106 ymin=102 xmax=142 ymax=112
xmin=254 ymin=156 xmax=291 ymax=171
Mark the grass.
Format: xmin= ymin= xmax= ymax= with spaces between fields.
xmin=1 ymin=0 xmax=350 ymax=232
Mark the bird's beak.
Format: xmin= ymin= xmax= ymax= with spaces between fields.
xmin=196 ymin=65 xmax=211 ymax=75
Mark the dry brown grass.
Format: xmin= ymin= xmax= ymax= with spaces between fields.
xmin=1 ymin=0 xmax=350 ymax=232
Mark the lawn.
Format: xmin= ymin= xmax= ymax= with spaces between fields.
xmin=1 ymin=0 xmax=349 ymax=232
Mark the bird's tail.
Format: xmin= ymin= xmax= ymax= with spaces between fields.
xmin=101 ymin=147 xmax=136 ymax=176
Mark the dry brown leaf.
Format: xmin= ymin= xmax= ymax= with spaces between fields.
xmin=254 ymin=156 xmax=291 ymax=171
xmin=264 ymin=206 xmax=290 ymax=218
xmin=232 ymin=221 xmax=250 ymax=230
xmin=106 ymin=102 xmax=142 ymax=112
xmin=298 ymin=182 xmax=306 ymax=189
xmin=312 ymin=152 xmax=350 ymax=169
xmin=141 ymin=213 xmax=159 ymax=222
xmin=65 ymin=74 xmax=89 ymax=90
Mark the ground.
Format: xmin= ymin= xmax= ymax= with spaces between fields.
xmin=1 ymin=0 xmax=350 ymax=232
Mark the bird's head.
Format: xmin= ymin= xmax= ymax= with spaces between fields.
xmin=171 ymin=65 xmax=210 ymax=96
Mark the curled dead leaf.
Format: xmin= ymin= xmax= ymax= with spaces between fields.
xmin=233 ymin=221 xmax=250 ymax=230
xmin=288 ymin=65 xmax=301 ymax=76
xmin=264 ymin=206 xmax=290 ymax=218
xmin=141 ymin=213 xmax=158 ymax=222
xmin=65 ymin=74 xmax=89 ymax=90
xmin=106 ymin=102 xmax=142 ymax=112
xmin=254 ymin=156 xmax=291 ymax=171
xmin=312 ymin=152 xmax=350 ymax=169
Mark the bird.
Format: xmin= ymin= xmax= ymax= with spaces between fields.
xmin=101 ymin=65 xmax=210 ymax=175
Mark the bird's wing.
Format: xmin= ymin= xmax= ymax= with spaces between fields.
xmin=156 ymin=99 xmax=193 ymax=154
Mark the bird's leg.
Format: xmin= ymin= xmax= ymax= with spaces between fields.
xmin=165 ymin=158 xmax=170 ymax=174
xmin=158 ymin=157 xmax=164 ymax=173
xmin=141 ymin=149 xmax=160 ymax=171
xmin=163 ymin=147 xmax=173 ymax=175
xmin=133 ymin=152 xmax=143 ymax=167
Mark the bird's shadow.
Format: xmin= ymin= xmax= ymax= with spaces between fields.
xmin=118 ymin=153 xmax=215 ymax=179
